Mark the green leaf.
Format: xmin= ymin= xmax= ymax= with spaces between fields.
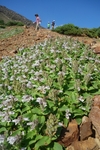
xmin=28 ymin=146 xmax=31 ymax=150
xmin=0 ymin=127 xmax=7 ymax=133
xmin=65 ymin=91 xmax=78 ymax=104
xmin=63 ymin=118 xmax=69 ymax=126
xmin=32 ymin=107 xmax=43 ymax=114
xmin=22 ymin=106 xmax=30 ymax=113
xmin=93 ymin=83 xmax=99 ymax=89
xmin=59 ymin=105 xmax=68 ymax=111
xmin=53 ymin=142 xmax=63 ymax=150
xmin=75 ymin=118 xmax=82 ymax=125
xmin=23 ymin=112 xmax=33 ymax=119
xmin=38 ymin=116 xmax=45 ymax=124
xmin=68 ymin=80 xmax=75 ymax=90
xmin=34 ymin=136 xmax=51 ymax=150
xmin=29 ymin=134 xmax=43 ymax=145
xmin=73 ymin=109 xmax=85 ymax=117
xmin=11 ymin=130 xmax=21 ymax=136
xmin=47 ymin=100 xmax=54 ymax=108
xmin=27 ymin=130 xmax=37 ymax=139
xmin=53 ymin=82 xmax=62 ymax=89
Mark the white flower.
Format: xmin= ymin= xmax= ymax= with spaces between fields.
xmin=8 ymin=111 xmax=15 ymax=115
xmin=3 ymin=107 xmax=8 ymax=111
xmin=23 ymin=118 xmax=29 ymax=121
xmin=42 ymin=101 xmax=47 ymax=107
xmin=26 ymin=81 xmax=33 ymax=88
xmin=20 ymin=147 xmax=27 ymax=150
xmin=22 ymin=131 xmax=25 ymax=136
xmin=80 ymin=106 xmax=86 ymax=110
xmin=8 ymin=86 xmax=12 ymax=90
xmin=0 ymin=104 xmax=3 ymax=108
xmin=58 ymin=90 xmax=63 ymax=93
xmin=36 ymin=97 xmax=47 ymax=107
xmin=27 ymin=120 xmax=38 ymax=130
xmin=10 ymin=76 xmax=14 ymax=81
xmin=22 ymin=95 xmax=34 ymax=102
xmin=79 ymin=96 xmax=84 ymax=102
xmin=12 ymin=118 xmax=21 ymax=125
xmin=0 ymin=111 xmax=5 ymax=117
xmin=58 ymin=122 xmax=63 ymax=126
xmin=22 ymin=75 xmax=27 ymax=78
xmin=0 ymin=134 xmax=5 ymax=144
xmin=50 ymin=49 xmax=55 ymax=53
xmin=54 ymin=58 xmax=59 ymax=63
xmin=0 ymin=84 xmax=3 ymax=87
xmin=36 ymin=97 xmax=43 ymax=103
xmin=58 ymin=71 xmax=65 ymax=76
xmin=65 ymin=109 xmax=71 ymax=119
xmin=7 ymin=136 xmax=18 ymax=145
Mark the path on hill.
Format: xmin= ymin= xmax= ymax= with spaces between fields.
xmin=0 ymin=26 xmax=100 ymax=60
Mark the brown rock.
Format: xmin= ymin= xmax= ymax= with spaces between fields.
xmin=94 ymin=46 xmax=100 ymax=54
xmin=89 ymin=106 xmax=100 ymax=136
xmin=80 ymin=116 xmax=92 ymax=140
xmin=58 ymin=120 xmax=79 ymax=147
xmin=67 ymin=137 xmax=98 ymax=150
xmin=95 ymin=138 xmax=100 ymax=148
xmin=93 ymin=95 xmax=100 ymax=108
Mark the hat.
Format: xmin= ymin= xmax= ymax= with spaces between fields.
xmin=35 ymin=14 xmax=38 ymax=16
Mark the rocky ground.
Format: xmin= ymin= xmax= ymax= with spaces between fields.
xmin=0 ymin=26 xmax=100 ymax=150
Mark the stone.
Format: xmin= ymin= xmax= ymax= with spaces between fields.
xmin=57 ymin=120 xmax=79 ymax=147
xmin=95 ymin=138 xmax=100 ymax=148
xmin=80 ymin=116 xmax=92 ymax=140
xmin=66 ymin=137 xmax=98 ymax=150
xmin=89 ymin=96 xmax=100 ymax=136
xmin=94 ymin=46 xmax=100 ymax=54
xmin=93 ymin=95 xmax=100 ymax=108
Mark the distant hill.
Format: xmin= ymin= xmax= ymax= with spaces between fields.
xmin=0 ymin=5 xmax=33 ymax=25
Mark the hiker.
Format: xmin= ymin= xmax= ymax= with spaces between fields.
xmin=51 ymin=20 xmax=55 ymax=29
xmin=34 ymin=14 xmax=41 ymax=31
xmin=47 ymin=22 xmax=50 ymax=29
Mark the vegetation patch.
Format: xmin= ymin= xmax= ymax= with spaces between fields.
xmin=54 ymin=24 xmax=100 ymax=38
xmin=0 ymin=27 xmax=24 ymax=39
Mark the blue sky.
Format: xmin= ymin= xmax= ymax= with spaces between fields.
xmin=0 ymin=0 xmax=100 ymax=29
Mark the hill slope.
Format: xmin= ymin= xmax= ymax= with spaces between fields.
xmin=0 ymin=5 xmax=33 ymax=25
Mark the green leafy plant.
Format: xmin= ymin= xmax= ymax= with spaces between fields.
xmin=54 ymin=24 xmax=100 ymax=38
xmin=0 ymin=19 xmax=5 ymax=25
xmin=0 ymin=37 xmax=100 ymax=149
xmin=6 ymin=21 xmax=24 ymax=26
